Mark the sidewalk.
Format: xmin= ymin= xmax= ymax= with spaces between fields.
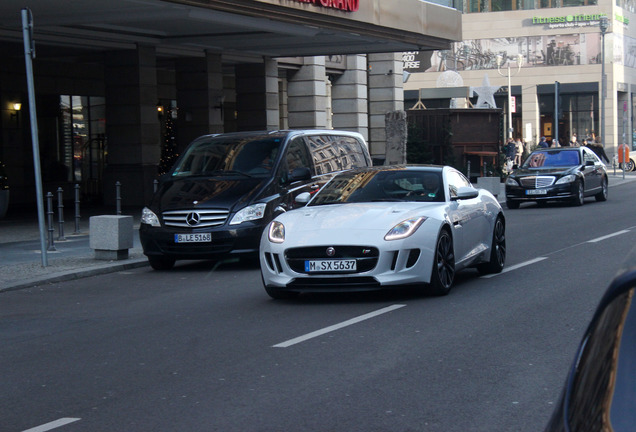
xmin=1 ymin=172 xmax=635 ymax=293
xmin=0 ymin=205 xmax=148 ymax=293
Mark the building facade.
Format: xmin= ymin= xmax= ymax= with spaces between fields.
xmin=405 ymin=0 xmax=636 ymax=168
xmin=0 ymin=0 xmax=461 ymax=208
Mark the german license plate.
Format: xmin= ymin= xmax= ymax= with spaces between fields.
xmin=175 ymin=233 xmax=212 ymax=243
xmin=526 ymin=189 xmax=547 ymax=195
xmin=305 ymin=259 xmax=356 ymax=272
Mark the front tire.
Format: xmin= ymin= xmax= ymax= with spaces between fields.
xmin=429 ymin=229 xmax=455 ymax=296
xmin=477 ymin=216 xmax=506 ymax=275
xmin=148 ymin=255 xmax=175 ymax=270
xmin=572 ymin=181 xmax=585 ymax=206
xmin=595 ymin=177 xmax=608 ymax=202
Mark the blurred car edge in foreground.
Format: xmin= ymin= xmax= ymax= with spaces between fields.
xmin=260 ymin=165 xmax=506 ymax=299
xmin=544 ymin=250 xmax=636 ymax=432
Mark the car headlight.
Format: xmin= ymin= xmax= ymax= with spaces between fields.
xmin=268 ymin=221 xmax=285 ymax=243
xmin=385 ymin=217 xmax=427 ymax=241
xmin=230 ymin=203 xmax=266 ymax=225
xmin=556 ymin=174 xmax=577 ymax=185
xmin=505 ymin=177 xmax=519 ymax=186
xmin=141 ymin=207 xmax=161 ymax=227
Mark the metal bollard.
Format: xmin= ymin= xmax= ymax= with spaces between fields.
xmin=153 ymin=179 xmax=158 ymax=193
xmin=74 ymin=184 xmax=81 ymax=234
xmin=57 ymin=187 xmax=66 ymax=241
xmin=46 ymin=192 xmax=56 ymax=251
xmin=467 ymin=161 xmax=471 ymax=180
xmin=116 ymin=181 xmax=122 ymax=215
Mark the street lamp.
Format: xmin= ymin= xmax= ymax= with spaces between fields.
xmin=599 ymin=16 xmax=609 ymax=148
xmin=496 ymin=53 xmax=524 ymax=139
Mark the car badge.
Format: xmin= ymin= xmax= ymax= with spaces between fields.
xmin=186 ymin=212 xmax=201 ymax=226
xmin=326 ymin=247 xmax=335 ymax=257
xmin=193 ymin=200 xmax=199 ymax=205
xmin=362 ymin=249 xmax=371 ymax=255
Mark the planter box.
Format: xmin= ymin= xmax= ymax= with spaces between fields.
xmin=89 ymin=215 xmax=133 ymax=260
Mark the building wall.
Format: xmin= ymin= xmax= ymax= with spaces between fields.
xmin=404 ymin=0 xmax=636 ymax=160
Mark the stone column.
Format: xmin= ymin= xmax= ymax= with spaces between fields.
xmin=235 ymin=58 xmax=280 ymax=131
xmin=331 ymin=54 xmax=368 ymax=140
xmin=368 ymin=53 xmax=404 ymax=163
xmin=288 ymin=56 xmax=327 ymax=129
xmin=176 ymin=52 xmax=224 ymax=153
xmin=103 ymin=45 xmax=160 ymax=206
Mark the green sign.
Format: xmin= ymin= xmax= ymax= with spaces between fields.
xmin=532 ymin=13 xmax=606 ymax=25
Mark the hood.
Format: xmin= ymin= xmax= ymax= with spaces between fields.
xmin=279 ymin=202 xmax=440 ymax=232
xmin=152 ymin=175 xmax=269 ymax=211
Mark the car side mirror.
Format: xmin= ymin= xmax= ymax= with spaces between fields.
xmin=295 ymin=192 xmax=311 ymax=205
xmin=288 ymin=167 xmax=311 ymax=183
xmin=452 ymin=186 xmax=479 ymax=201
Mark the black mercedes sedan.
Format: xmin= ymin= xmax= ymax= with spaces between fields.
xmin=544 ymin=248 xmax=636 ymax=432
xmin=505 ymin=147 xmax=608 ymax=209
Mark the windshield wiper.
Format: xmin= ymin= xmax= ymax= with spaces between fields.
xmin=197 ymin=170 xmax=254 ymax=178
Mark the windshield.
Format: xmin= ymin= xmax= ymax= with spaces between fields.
xmin=171 ymin=135 xmax=283 ymax=177
xmin=309 ymin=169 xmax=444 ymax=206
xmin=523 ymin=150 xmax=580 ymax=168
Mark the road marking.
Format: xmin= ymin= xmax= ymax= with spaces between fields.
xmin=273 ymin=304 xmax=406 ymax=348
xmin=587 ymin=230 xmax=630 ymax=243
xmin=22 ymin=418 xmax=81 ymax=432
xmin=480 ymin=257 xmax=548 ymax=279
xmin=482 ymin=228 xmax=634 ymax=279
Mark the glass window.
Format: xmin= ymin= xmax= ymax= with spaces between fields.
xmin=57 ymin=95 xmax=105 ymax=185
xmin=461 ymin=0 xmax=599 ymax=12
xmin=284 ymin=138 xmax=312 ymax=177
xmin=171 ymin=134 xmax=283 ymax=177
xmin=446 ymin=169 xmax=471 ymax=197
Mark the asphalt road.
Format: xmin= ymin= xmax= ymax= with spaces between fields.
xmin=3 ymin=184 xmax=636 ymax=432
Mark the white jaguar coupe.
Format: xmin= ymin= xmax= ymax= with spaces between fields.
xmin=260 ymin=165 xmax=506 ymax=299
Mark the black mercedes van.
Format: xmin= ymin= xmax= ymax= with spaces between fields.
xmin=139 ymin=130 xmax=372 ymax=270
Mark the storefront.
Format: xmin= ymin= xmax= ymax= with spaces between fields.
xmin=0 ymin=0 xmax=461 ymax=209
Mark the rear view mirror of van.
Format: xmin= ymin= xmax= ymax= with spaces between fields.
xmin=287 ymin=167 xmax=311 ymax=183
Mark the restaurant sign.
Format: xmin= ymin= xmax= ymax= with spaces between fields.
xmin=291 ymin=0 xmax=359 ymax=12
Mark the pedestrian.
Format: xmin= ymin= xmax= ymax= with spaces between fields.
xmin=504 ymin=138 xmax=517 ymax=165
xmin=585 ymin=137 xmax=610 ymax=163
xmin=570 ymin=133 xmax=578 ymax=146
xmin=551 ymin=138 xmax=559 ymax=147
xmin=514 ymin=137 xmax=524 ymax=165
xmin=538 ymin=136 xmax=549 ymax=148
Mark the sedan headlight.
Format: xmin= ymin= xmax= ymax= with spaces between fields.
xmin=505 ymin=177 xmax=519 ymax=186
xmin=556 ymin=174 xmax=577 ymax=185
xmin=385 ymin=217 xmax=427 ymax=241
xmin=141 ymin=207 xmax=160 ymax=227
xmin=230 ymin=203 xmax=266 ymax=225
xmin=268 ymin=221 xmax=285 ymax=243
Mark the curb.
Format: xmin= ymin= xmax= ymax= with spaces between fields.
xmin=0 ymin=258 xmax=149 ymax=293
